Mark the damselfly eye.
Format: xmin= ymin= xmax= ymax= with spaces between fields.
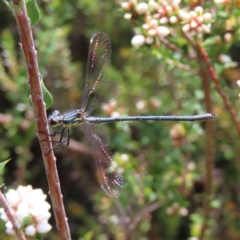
xmin=49 ymin=118 xmax=58 ymax=127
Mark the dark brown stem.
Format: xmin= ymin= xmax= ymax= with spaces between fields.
xmin=10 ymin=1 xmax=71 ymax=239
xmin=181 ymin=31 xmax=217 ymax=239
xmin=196 ymin=46 xmax=215 ymax=240
xmin=0 ymin=190 xmax=26 ymax=240
xmin=197 ymin=42 xmax=240 ymax=138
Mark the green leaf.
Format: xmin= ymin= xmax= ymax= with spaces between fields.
xmin=29 ymin=79 xmax=53 ymax=110
xmin=35 ymin=233 xmax=43 ymax=240
xmin=41 ymin=80 xmax=53 ymax=109
xmin=83 ymin=230 xmax=94 ymax=240
xmin=26 ymin=0 xmax=41 ymax=25
xmin=0 ymin=159 xmax=10 ymax=175
xmin=19 ymin=216 xmax=33 ymax=231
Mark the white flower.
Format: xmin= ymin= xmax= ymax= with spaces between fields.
xmin=189 ymin=237 xmax=199 ymax=240
xmin=136 ymin=2 xmax=148 ymax=14
xmin=5 ymin=189 xmax=20 ymax=207
xmin=35 ymin=211 xmax=51 ymax=222
xmin=136 ymin=100 xmax=146 ymax=110
xmin=156 ymin=26 xmax=170 ymax=37
xmin=148 ymin=29 xmax=156 ymax=36
xmin=36 ymin=222 xmax=52 ymax=234
xmin=203 ymin=12 xmax=212 ymax=21
xmin=16 ymin=208 xmax=29 ymax=222
xmin=224 ymin=33 xmax=232 ymax=43
xmin=145 ymin=37 xmax=154 ymax=44
xmin=148 ymin=0 xmax=159 ymax=9
xmin=218 ymin=55 xmax=235 ymax=64
xmin=17 ymin=185 xmax=32 ymax=201
xmin=187 ymin=162 xmax=196 ymax=171
xmin=182 ymin=24 xmax=190 ymax=32
xmin=190 ymin=10 xmax=197 ymax=18
xmin=142 ymin=23 xmax=149 ymax=30
xmin=178 ymin=10 xmax=191 ymax=21
xmin=25 ymin=225 xmax=36 ymax=236
xmin=0 ymin=209 xmax=8 ymax=222
xmin=166 ymin=6 xmax=173 ymax=14
xmin=202 ymin=24 xmax=211 ymax=33
xmin=0 ymin=185 xmax=52 ymax=237
xmin=121 ymin=2 xmax=131 ymax=10
xmin=172 ymin=0 xmax=181 ymax=6
xmin=190 ymin=20 xmax=198 ymax=28
xmin=197 ymin=16 xmax=204 ymax=23
xmin=150 ymin=19 xmax=158 ymax=27
xmin=214 ymin=0 xmax=226 ymax=3
xmin=6 ymin=227 xmax=15 ymax=235
xmin=195 ymin=6 xmax=203 ymax=15
xmin=169 ymin=16 xmax=178 ymax=24
xmin=159 ymin=17 xmax=168 ymax=24
xmin=124 ymin=13 xmax=132 ymax=20
xmin=6 ymin=221 xmax=12 ymax=228
xmin=120 ymin=154 xmax=129 ymax=162
xmin=179 ymin=208 xmax=189 ymax=216
xmin=166 ymin=207 xmax=174 ymax=215
xmin=131 ymin=35 xmax=145 ymax=47
xmin=111 ymin=111 xmax=120 ymax=117
xmin=237 ymin=80 xmax=240 ymax=87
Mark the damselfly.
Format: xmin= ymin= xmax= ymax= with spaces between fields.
xmin=48 ymin=32 xmax=216 ymax=198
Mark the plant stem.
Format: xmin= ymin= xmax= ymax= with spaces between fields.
xmin=9 ymin=1 xmax=71 ymax=239
xmin=197 ymin=43 xmax=240 ymax=138
xmin=0 ymin=190 xmax=26 ymax=240
xmin=196 ymin=46 xmax=215 ymax=239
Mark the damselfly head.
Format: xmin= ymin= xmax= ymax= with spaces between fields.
xmin=48 ymin=110 xmax=61 ymax=127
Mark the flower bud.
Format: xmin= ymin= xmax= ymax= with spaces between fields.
xmin=121 ymin=2 xmax=131 ymax=10
xmin=203 ymin=12 xmax=212 ymax=21
xmin=195 ymin=6 xmax=203 ymax=15
xmin=148 ymin=29 xmax=156 ymax=36
xmin=131 ymin=35 xmax=145 ymax=47
xmin=178 ymin=10 xmax=191 ymax=21
xmin=124 ymin=13 xmax=132 ymax=20
xmin=25 ymin=225 xmax=36 ymax=236
xmin=136 ymin=2 xmax=148 ymax=14
xmin=142 ymin=23 xmax=150 ymax=30
xmin=157 ymin=26 xmax=170 ymax=37
xmin=170 ymin=16 xmax=178 ymax=24
xmin=224 ymin=32 xmax=232 ymax=43
xmin=146 ymin=37 xmax=154 ymax=44
xmin=159 ymin=17 xmax=168 ymax=24
xmin=182 ymin=24 xmax=190 ymax=32
xmin=36 ymin=223 xmax=52 ymax=234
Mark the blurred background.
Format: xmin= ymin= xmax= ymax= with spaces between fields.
xmin=0 ymin=0 xmax=240 ymax=239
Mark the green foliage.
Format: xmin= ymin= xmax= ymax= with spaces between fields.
xmin=26 ymin=0 xmax=41 ymax=25
xmin=0 ymin=160 xmax=10 ymax=175
xmin=19 ymin=216 xmax=32 ymax=231
xmin=29 ymin=79 xmax=53 ymax=109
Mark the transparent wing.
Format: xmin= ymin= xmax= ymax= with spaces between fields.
xmin=81 ymin=32 xmax=112 ymax=112
xmin=83 ymin=120 xmax=123 ymax=198
xmin=86 ymin=80 xmax=121 ymax=115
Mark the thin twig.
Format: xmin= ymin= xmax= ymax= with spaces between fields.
xmin=0 ymin=190 xmax=26 ymax=240
xmin=128 ymin=201 xmax=162 ymax=231
xmin=160 ymin=36 xmax=196 ymax=59
xmin=9 ymin=1 xmax=71 ymax=239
